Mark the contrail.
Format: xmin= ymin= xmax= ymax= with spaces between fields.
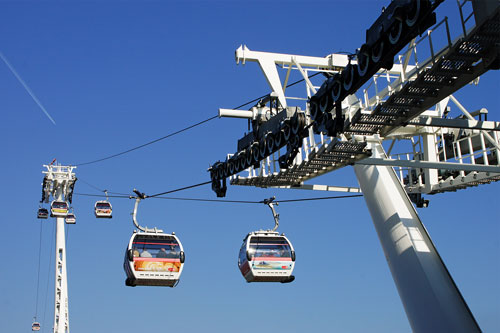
xmin=0 ymin=51 xmax=56 ymax=125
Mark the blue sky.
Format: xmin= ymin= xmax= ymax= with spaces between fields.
xmin=0 ymin=1 xmax=499 ymax=332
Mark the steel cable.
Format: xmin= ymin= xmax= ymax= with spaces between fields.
xmin=74 ymin=72 xmax=321 ymax=167
xmin=75 ymin=115 xmax=218 ymax=166
xmin=74 ymin=191 xmax=363 ymax=203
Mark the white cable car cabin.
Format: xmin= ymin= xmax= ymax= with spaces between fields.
xmin=237 ymin=197 xmax=296 ymax=283
xmin=65 ymin=213 xmax=76 ymax=224
xmin=32 ymin=321 xmax=40 ymax=331
xmin=50 ymin=201 xmax=69 ymax=217
xmin=238 ymin=231 xmax=295 ymax=283
xmin=37 ymin=208 xmax=48 ymax=219
xmin=124 ymin=231 xmax=185 ymax=287
xmin=94 ymin=200 xmax=112 ymax=218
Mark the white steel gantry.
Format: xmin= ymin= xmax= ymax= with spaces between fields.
xmin=41 ymin=163 xmax=77 ymax=333
xmin=212 ymin=1 xmax=499 ymax=331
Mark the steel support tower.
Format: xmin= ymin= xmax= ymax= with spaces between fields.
xmin=209 ymin=1 xmax=499 ymax=331
xmin=41 ymin=164 xmax=77 ymax=333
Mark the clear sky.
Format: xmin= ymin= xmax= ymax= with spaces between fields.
xmin=0 ymin=1 xmax=499 ymax=332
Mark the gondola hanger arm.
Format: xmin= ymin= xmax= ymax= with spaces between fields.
xmin=263 ymin=196 xmax=280 ymax=232
xmin=131 ymin=189 xmax=162 ymax=233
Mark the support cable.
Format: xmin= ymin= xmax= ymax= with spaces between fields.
xmin=74 ymin=193 xmax=130 ymax=199
xmin=275 ymin=194 xmax=363 ymax=203
xmin=75 ymin=115 xmax=218 ymax=166
xmin=78 ymin=178 xmax=130 ymax=196
xmin=74 ymin=180 xmax=212 ymax=200
xmin=146 ymin=181 xmax=212 ymax=198
xmin=74 ymin=192 xmax=363 ymax=203
xmin=73 ymin=73 xmax=321 ymax=167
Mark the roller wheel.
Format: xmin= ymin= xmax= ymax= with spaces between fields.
xmin=266 ymin=133 xmax=275 ymax=154
xmin=388 ymin=19 xmax=403 ymax=45
xmin=259 ymin=138 xmax=267 ymax=159
xmin=331 ymin=74 xmax=342 ymax=102
xmin=274 ymin=130 xmax=283 ymax=148
xmin=282 ymin=122 xmax=292 ymax=141
xmin=405 ymin=0 xmax=421 ymax=28
xmin=319 ymin=94 xmax=331 ymax=113
xmin=371 ymin=39 xmax=384 ymax=64
xmin=217 ymin=164 xmax=225 ymax=179
xmin=238 ymin=152 xmax=247 ymax=171
xmin=356 ymin=45 xmax=370 ymax=77
xmin=342 ymin=64 xmax=357 ymax=92
xmin=245 ymin=148 xmax=253 ymax=165
xmin=242 ymin=150 xmax=250 ymax=170
xmin=228 ymin=159 xmax=235 ymax=175
xmin=309 ymin=100 xmax=320 ymax=121
xmin=251 ymin=143 xmax=260 ymax=164
xmin=291 ymin=113 xmax=305 ymax=135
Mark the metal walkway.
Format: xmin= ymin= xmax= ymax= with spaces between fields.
xmin=345 ymin=6 xmax=500 ymax=137
xmin=232 ymin=140 xmax=370 ymax=188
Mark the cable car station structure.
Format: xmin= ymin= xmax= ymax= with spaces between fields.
xmin=209 ymin=1 xmax=499 ymax=331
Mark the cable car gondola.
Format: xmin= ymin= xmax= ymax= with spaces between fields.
xmin=95 ymin=201 xmax=112 ymax=218
xmin=32 ymin=320 xmax=40 ymax=331
xmin=238 ymin=197 xmax=296 ymax=283
xmin=50 ymin=200 xmax=69 ymax=217
xmin=124 ymin=231 xmax=185 ymax=287
xmin=123 ymin=190 xmax=185 ymax=287
xmin=37 ymin=207 xmax=49 ymax=219
xmin=65 ymin=213 xmax=76 ymax=224
xmin=95 ymin=191 xmax=112 ymax=218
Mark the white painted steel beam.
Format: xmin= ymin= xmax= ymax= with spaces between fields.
xmin=54 ymin=203 xmax=69 ymax=333
xmin=269 ymin=183 xmax=361 ymax=193
xmin=354 ymin=142 xmax=480 ymax=332
xmin=235 ymin=44 xmax=350 ymax=69
xmin=219 ymin=108 xmax=254 ymax=119
xmin=422 ymin=133 xmax=439 ymax=192
xmin=356 ymin=158 xmax=500 ymax=173
xmin=409 ymin=116 xmax=500 ymax=131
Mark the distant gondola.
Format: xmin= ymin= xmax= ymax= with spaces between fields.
xmin=95 ymin=200 xmax=112 ymax=218
xmin=32 ymin=321 xmax=40 ymax=331
xmin=65 ymin=213 xmax=76 ymax=224
xmin=37 ymin=207 xmax=49 ymax=219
